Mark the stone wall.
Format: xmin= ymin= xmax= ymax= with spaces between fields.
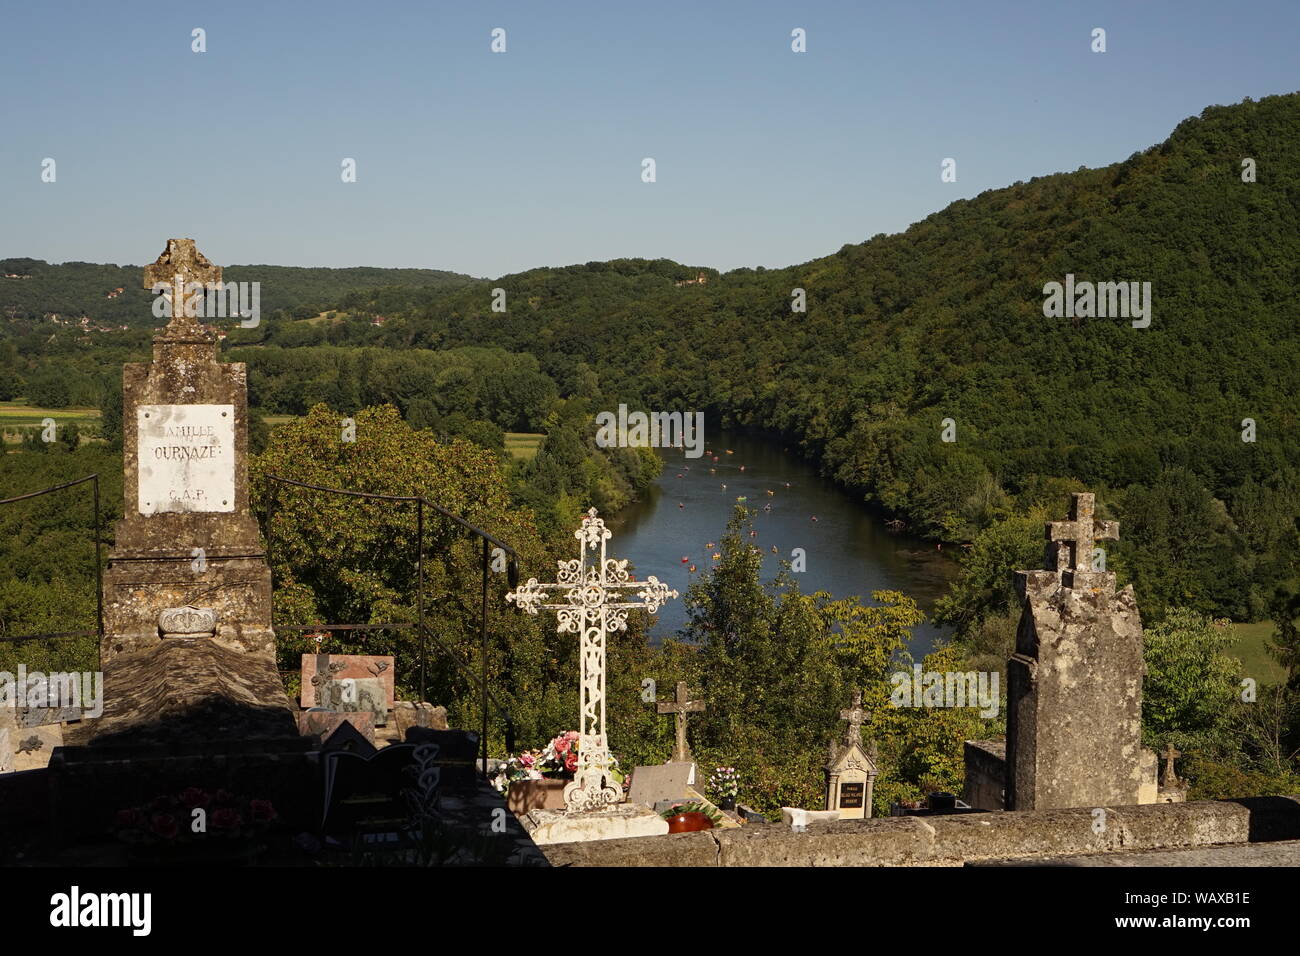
xmin=962 ymin=740 xmax=1005 ymax=810
xmin=541 ymin=795 xmax=1300 ymax=866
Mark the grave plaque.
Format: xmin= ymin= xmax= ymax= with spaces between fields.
xmin=136 ymin=404 xmax=235 ymax=514
xmin=839 ymin=782 xmax=864 ymax=809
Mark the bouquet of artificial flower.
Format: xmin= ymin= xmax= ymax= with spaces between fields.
xmin=708 ymin=766 xmax=739 ymax=801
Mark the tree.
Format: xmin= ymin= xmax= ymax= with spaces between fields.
xmin=249 ymin=403 xmax=558 ymax=747
xmin=1142 ymin=608 xmax=1242 ymax=754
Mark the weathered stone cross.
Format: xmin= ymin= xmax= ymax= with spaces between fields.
xmin=507 ymin=508 xmax=677 ymax=812
xmin=142 ymin=238 xmax=222 ymax=329
xmin=839 ymin=689 xmax=867 ymax=745
xmin=657 ymin=681 xmax=705 ymax=763
xmin=1161 ymin=742 xmax=1182 ymax=786
xmin=1046 ymin=492 xmax=1118 ymax=576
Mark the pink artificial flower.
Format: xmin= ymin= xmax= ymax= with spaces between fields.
xmin=564 ymin=752 xmax=578 ymax=773
xmin=211 ymin=808 xmax=243 ymax=830
xmin=179 ymin=787 xmax=210 ymax=809
xmin=519 ymin=752 xmax=536 ymax=769
xmin=553 ymin=736 xmax=570 ymax=756
xmin=150 ymin=813 xmax=179 ymax=840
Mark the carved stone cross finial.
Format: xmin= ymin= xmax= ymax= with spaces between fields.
xmin=839 ymin=689 xmax=867 ymax=746
xmin=143 ymin=238 xmax=222 ymax=332
xmin=1046 ymin=492 xmax=1118 ymax=580
xmin=657 ymin=680 xmax=705 ymax=763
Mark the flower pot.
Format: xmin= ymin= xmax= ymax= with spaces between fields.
xmin=665 ymin=811 xmax=714 ymax=833
xmin=718 ymin=796 xmax=736 ymax=812
xmin=506 ymin=778 xmax=569 ymax=814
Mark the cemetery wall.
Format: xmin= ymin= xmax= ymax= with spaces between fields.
xmin=541 ymin=795 xmax=1300 ymax=866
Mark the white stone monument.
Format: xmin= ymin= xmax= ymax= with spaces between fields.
xmin=825 ymin=690 xmax=878 ymax=819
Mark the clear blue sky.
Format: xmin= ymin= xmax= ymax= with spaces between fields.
xmin=2 ymin=0 xmax=1296 ymax=277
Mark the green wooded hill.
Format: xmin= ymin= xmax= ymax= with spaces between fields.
xmin=339 ymin=93 xmax=1298 ymax=621
xmin=2 ymin=94 xmax=1296 ymax=625
xmin=0 ymin=259 xmax=477 ymax=328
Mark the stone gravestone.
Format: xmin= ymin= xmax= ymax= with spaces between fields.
xmin=1004 ymin=492 xmax=1148 ymax=810
xmin=65 ymin=239 xmax=296 ymax=747
xmin=627 ymin=762 xmax=695 ymax=810
xmin=391 ymin=701 xmax=449 ymax=739
xmin=824 ymin=690 xmax=878 ymax=819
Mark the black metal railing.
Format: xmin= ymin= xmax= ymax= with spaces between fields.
xmin=263 ymin=475 xmax=521 ymax=767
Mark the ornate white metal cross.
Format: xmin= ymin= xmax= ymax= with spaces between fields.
xmin=507 ymin=507 xmax=677 ymax=812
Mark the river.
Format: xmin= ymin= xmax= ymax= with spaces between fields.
xmin=609 ymin=430 xmax=957 ymax=658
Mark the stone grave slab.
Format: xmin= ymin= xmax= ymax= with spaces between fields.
xmin=392 ymin=701 xmax=448 ymax=738
xmin=524 ymin=803 xmax=669 ymax=845
xmin=628 ymin=761 xmax=695 ymax=808
xmin=18 ymin=706 xmax=85 ymax=728
xmin=13 ymin=723 xmax=63 ymax=772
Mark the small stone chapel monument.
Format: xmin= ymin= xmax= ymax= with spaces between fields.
xmin=1003 ymin=492 xmax=1151 ymax=810
xmin=825 ymin=690 xmax=878 ymax=819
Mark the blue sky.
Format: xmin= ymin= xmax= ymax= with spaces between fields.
xmin=2 ymin=0 xmax=1296 ymax=277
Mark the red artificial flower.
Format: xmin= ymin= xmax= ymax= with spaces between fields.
xmin=211 ymin=808 xmax=243 ymax=830
xmin=249 ymin=799 xmax=276 ymax=823
xmin=564 ymin=751 xmax=578 ymax=773
xmin=150 ymin=812 xmax=179 ymax=840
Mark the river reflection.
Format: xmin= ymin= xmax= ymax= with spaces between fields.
xmin=608 ymin=431 xmax=957 ymax=658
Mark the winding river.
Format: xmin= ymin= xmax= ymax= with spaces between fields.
xmin=610 ymin=430 xmax=957 ymax=658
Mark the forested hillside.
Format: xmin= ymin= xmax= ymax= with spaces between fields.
xmin=328 ymin=93 xmax=1298 ymax=625
xmin=0 ymin=259 xmax=476 ymax=328
xmin=2 ymin=94 xmax=1296 ymax=628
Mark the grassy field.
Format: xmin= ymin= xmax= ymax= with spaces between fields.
xmin=1228 ymin=620 xmax=1286 ymax=684
xmin=0 ymin=401 xmax=101 ymax=440
xmin=504 ymin=432 xmax=543 ymax=460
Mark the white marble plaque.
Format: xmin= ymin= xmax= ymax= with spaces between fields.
xmin=137 ymin=404 xmax=236 ymax=515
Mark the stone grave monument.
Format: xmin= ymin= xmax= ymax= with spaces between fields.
xmin=50 ymin=241 xmax=310 ymax=838
xmin=1001 ymin=492 xmax=1158 ymax=810
xmin=824 ymin=689 xmax=878 ymax=819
